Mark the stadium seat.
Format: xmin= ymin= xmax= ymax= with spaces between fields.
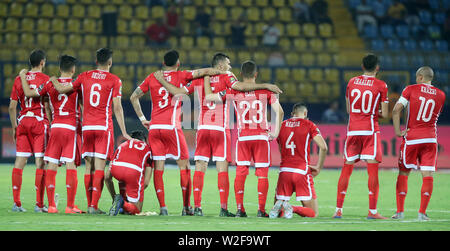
xmin=300 ymin=53 xmax=315 ymax=66
xmin=56 ymin=4 xmax=69 ymax=18
xmin=273 ymin=0 xmax=285 ymax=8
xmin=36 ymin=19 xmax=50 ymax=33
xmin=425 ymin=54 xmax=441 ymax=68
xmin=82 ymin=19 xmax=97 ymax=33
xmin=278 ymin=8 xmax=292 ymax=22
xmin=206 ymin=0 xmax=220 ymax=7
xmin=237 ymin=50 xmax=251 ymax=62
xmin=395 ymin=25 xmax=410 ymax=39
xmin=285 ymin=53 xmax=300 ymax=66
xmin=247 ymin=7 xmax=260 ymax=22
xmin=125 ymin=50 xmax=140 ymax=63
xmin=317 ymin=53 xmax=332 ymax=66
xmin=180 ymin=36 xmax=194 ymax=50
xmin=71 ymin=4 xmax=85 ymax=19
xmin=214 ymin=7 xmax=228 ymax=21
xmin=51 ymin=19 xmax=65 ymax=33
xmin=9 ymin=2 xmax=23 ymax=17
xmin=278 ymin=38 xmax=292 ymax=51
xmin=293 ymin=38 xmax=308 ymax=51
xmin=3 ymin=63 xmax=13 ymax=77
xmin=196 ymin=36 xmax=211 ymax=48
xmin=362 ymin=24 xmax=378 ymax=39
xmin=135 ymin=6 xmax=149 ymax=19
xmin=212 ymin=37 xmax=226 ymax=50
xmin=4 ymin=18 xmax=19 ymax=32
xmin=253 ymin=22 xmax=265 ymax=36
xmin=419 ymin=40 xmax=434 ymax=51
xmin=316 ymin=83 xmax=331 ymax=98
xmin=410 ymin=54 xmax=425 ymax=68
xmin=255 ymin=0 xmax=268 ymax=7
xmin=151 ymin=6 xmax=165 ymax=19
xmin=36 ymin=34 xmax=50 ymax=47
xmin=274 ymin=22 xmax=285 ymax=36
xmin=378 ymin=54 xmax=393 ymax=68
xmin=435 ymin=40 xmax=448 ymax=52
xmin=434 ymin=12 xmax=446 ymax=25
xmin=188 ymin=50 xmax=204 ymax=65
xmin=386 ymin=39 xmax=402 ymax=51
xmin=258 ymin=67 xmax=272 ymax=82
xmin=119 ymin=5 xmax=133 ymax=19
xmin=380 ymin=25 xmax=394 ymax=39
xmin=394 ymin=54 xmax=408 ymax=67
xmin=298 ymin=82 xmax=314 ymax=98
xmin=83 ymin=34 xmax=99 ymax=49
xmin=224 ymin=0 xmax=237 ymax=7
xmin=275 ymin=68 xmax=291 ymax=82
xmin=129 ymin=20 xmax=144 ymax=34
xmin=183 ymin=6 xmax=197 ymax=21
xmin=67 ymin=19 xmax=81 ymax=33
xmin=112 ymin=65 xmax=128 ymax=79
xmin=87 ymin=4 xmax=101 ymax=18
xmin=230 ymin=7 xmax=244 ymax=20
xmin=308 ymin=69 xmax=324 ymax=82
xmin=418 ymin=10 xmax=432 ymax=25
xmin=24 ymin=2 xmax=38 ymax=17
xmin=302 ymin=23 xmax=317 ymax=38
xmin=324 ymin=68 xmax=339 ymax=83
xmin=112 ymin=50 xmax=124 ymax=62
xmin=20 ymin=18 xmax=34 ymax=32
xmin=403 ymin=39 xmax=417 ymax=51
xmin=115 ymin=36 xmax=130 ymax=49
xmin=68 ymin=34 xmax=83 ymax=48
xmin=309 ymin=38 xmax=324 ymax=52
xmin=103 ymin=5 xmax=117 ymax=13
xmin=140 ymin=50 xmax=155 ymax=64
xmin=14 ymin=49 xmax=30 ymax=62
xmin=78 ymin=49 xmax=93 ymax=62
xmin=52 ymin=34 xmax=67 ymax=48
xmin=193 ymin=0 xmax=204 ymax=6
xmin=20 ymin=33 xmax=35 ymax=47
xmin=286 ymin=23 xmax=301 ymax=37
xmin=262 ymin=7 xmax=277 ymax=21
xmin=253 ymin=51 xmax=268 ymax=63
xmin=428 ymin=25 xmax=441 ymax=39
xmin=117 ymin=19 xmax=128 ymax=34
xmin=292 ymin=68 xmax=306 ymax=82
xmin=131 ymin=35 xmax=146 ymax=47
xmin=371 ymin=39 xmax=385 ymax=51
xmin=318 ymin=23 xmax=333 ymax=38
xmin=239 ymin=0 xmax=252 ymax=8
xmin=0 ymin=3 xmax=7 ymax=17
xmin=0 ymin=49 xmax=14 ymax=61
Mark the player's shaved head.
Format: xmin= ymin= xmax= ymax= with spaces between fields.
xmin=96 ymin=48 xmax=113 ymax=66
xmin=292 ymin=103 xmax=308 ymax=116
xmin=29 ymin=49 xmax=46 ymax=68
xmin=416 ymin=66 xmax=434 ymax=81
xmin=211 ymin=52 xmax=229 ymax=67
xmin=362 ymin=53 xmax=379 ymax=72
xmin=164 ymin=50 xmax=179 ymax=67
xmin=241 ymin=60 xmax=257 ymax=79
xmin=59 ymin=55 xmax=77 ymax=73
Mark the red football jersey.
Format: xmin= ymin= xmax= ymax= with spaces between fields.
xmin=231 ymin=89 xmax=278 ymax=139
xmin=277 ymin=118 xmax=320 ymax=173
xmin=10 ymin=71 xmax=50 ymax=122
xmin=398 ymin=83 xmax=446 ymax=141
xmin=38 ymin=77 xmax=80 ymax=129
xmin=185 ymin=73 xmax=238 ymax=130
xmin=346 ymin=75 xmax=388 ymax=136
xmin=111 ymin=139 xmax=152 ymax=172
xmin=139 ymin=70 xmax=194 ymax=128
xmin=71 ymin=70 xmax=122 ymax=131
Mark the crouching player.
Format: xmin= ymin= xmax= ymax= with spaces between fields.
xmin=270 ymin=103 xmax=328 ymax=219
xmin=105 ymin=131 xmax=153 ymax=215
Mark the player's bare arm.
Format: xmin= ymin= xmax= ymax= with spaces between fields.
xmin=154 ymin=70 xmax=188 ymax=95
xmin=380 ymin=101 xmax=389 ymax=119
xmin=112 ymin=97 xmax=132 ymax=140
xmin=50 ymin=76 xmax=73 ymax=94
xmin=43 ymin=97 xmax=52 ymax=124
xmin=269 ymin=100 xmax=284 ymax=140
xmin=8 ymin=100 xmax=17 ymax=143
xmin=392 ymin=102 xmax=408 ymax=137
xmin=203 ymin=76 xmax=223 ymax=103
xmin=345 ymin=97 xmax=350 ymax=114
xmin=232 ymin=81 xmax=283 ymax=94
xmin=143 ymin=165 xmax=153 ymax=189
xmin=19 ymin=69 xmax=41 ymax=98
xmin=130 ymin=87 xmax=150 ymax=129
xmin=191 ymin=67 xmax=227 ymax=79
xmin=310 ymin=134 xmax=328 ymax=177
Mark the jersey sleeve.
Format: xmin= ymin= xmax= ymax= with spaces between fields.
xmin=181 ymin=70 xmax=194 ymax=83
xmin=397 ymin=86 xmax=411 ymax=107
xmin=380 ymin=81 xmax=389 ymax=103
xmin=309 ymin=121 xmax=321 ymax=138
xmin=71 ymin=73 xmax=83 ymax=92
xmin=113 ymin=78 xmax=122 ymax=98
xmin=183 ymin=78 xmax=200 ymax=95
xmin=35 ymin=81 xmax=49 ymax=97
xmin=225 ymin=72 xmax=239 ymax=89
xmin=268 ymin=91 xmax=279 ymax=105
xmin=10 ymin=78 xmax=19 ymax=101
xmin=138 ymin=75 xmax=151 ymax=93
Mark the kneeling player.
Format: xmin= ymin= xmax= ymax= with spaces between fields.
xmin=270 ymin=103 xmax=328 ymax=219
xmin=105 ymin=131 xmax=153 ymax=215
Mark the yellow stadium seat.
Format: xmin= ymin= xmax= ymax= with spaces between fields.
xmin=20 ymin=18 xmax=34 ymax=32
xmin=300 ymin=53 xmax=315 ymax=66
xmin=51 ymin=19 xmax=65 ymax=33
xmin=4 ymin=34 xmax=19 ymax=47
xmin=87 ymin=4 xmax=101 ymax=18
xmin=330 ymin=82 xmax=341 ymax=98
xmin=318 ymin=23 xmax=333 ymax=38
xmin=40 ymin=3 xmax=54 ymax=18
xmin=302 ymin=23 xmax=317 ymax=38
xmin=168 ymin=36 xmax=178 ymax=48
xmin=119 ymin=5 xmax=133 ymax=19
xmin=36 ymin=19 xmax=50 ymax=33
xmin=247 ymin=7 xmax=260 ymax=22
xmin=0 ymin=3 xmax=7 ymax=17
xmin=316 ymin=83 xmax=331 ymax=98
xmin=286 ymin=23 xmax=301 ymax=37
xmin=135 ymin=6 xmax=148 ymax=19
xmin=129 ymin=20 xmax=144 ymax=34
xmin=20 ymin=33 xmax=35 ymax=47
xmin=112 ymin=65 xmax=128 ymax=79
xmin=237 ymin=50 xmax=251 ymax=62
xmin=140 ymin=50 xmax=155 ymax=64
xmin=82 ymin=19 xmax=97 ymax=33
xmin=5 ymin=18 xmax=19 ymax=32
xmin=230 ymin=7 xmax=244 ymax=20
xmin=183 ymin=6 xmax=197 ymax=21
xmin=10 ymin=3 xmax=23 ymax=17
xmin=0 ymin=49 xmax=14 ymax=61
xmin=212 ymin=37 xmax=226 ymax=50
xmin=245 ymin=37 xmax=258 ymax=48
xmin=274 ymin=22 xmax=285 ymax=36
xmin=317 ymin=53 xmax=332 ymax=66
xmin=193 ymin=0 xmax=204 ymax=5
xmin=284 ymin=82 xmax=298 ymax=98
xmin=112 ymin=50 xmax=124 ymax=62
xmin=151 ymin=6 xmax=165 ymax=19
xmin=255 ymin=0 xmax=269 ymax=7
xmin=324 ymin=68 xmax=340 ymax=83
xmin=276 ymin=38 xmax=290 ymax=51
xmin=103 ymin=5 xmax=117 ymax=13
xmin=275 ymin=68 xmax=291 ymax=82
xmin=52 ymin=34 xmax=67 ymax=48
xmin=3 ymin=63 xmax=14 ymax=77
xmin=325 ymin=38 xmax=339 ymax=53
xmin=71 ymin=4 xmax=85 ymax=19
xmin=77 ymin=49 xmax=93 ymax=62
xmin=112 ymin=0 xmax=124 ymax=4
xmin=127 ymin=0 xmax=140 ymax=4
xmin=81 ymin=0 xmax=93 ymax=4
xmin=258 ymin=67 xmax=272 ymax=82
xmin=299 ymin=82 xmax=314 ymax=98
xmin=196 ymin=36 xmax=211 ymax=48
xmin=189 ymin=51 xmax=204 ymax=65
xmin=278 ymin=8 xmax=292 ymax=22
xmin=115 ymin=36 xmax=130 ymax=49
xmin=45 ymin=49 xmax=59 ymax=63
xmin=14 ymin=49 xmax=30 ymax=61
xmin=293 ymin=38 xmax=308 ymax=51
xmin=117 ymin=19 xmax=128 ymax=34
xmin=292 ymin=68 xmax=306 ymax=82
xmin=214 ymin=7 xmax=228 ymax=21
xmin=286 ymin=53 xmax=301 ymax=66
xmin=273 ymin=0 xmax=285 ymax=8
xmin=180 ymin=36 xmax=194 ymax=50
xmin=309 ymin=38 xmax=324 ymax=52
xmin=67 ymin=19 xmax=81 ymax=33
xmin=125 ymin=50 xmax=140 ymax=63
xmin=68 ymin=34 xmax=82 ymax=48
xmin=56 ymin=4 xmax=69 ymax=18
xmin=308 ymin=69 xmax=324 ymax=82
xmin=206 ymin=0 xmax=220 ymax=6
xmin=36 ymin=34 xmax=50 ymax=47
xmin=253 ymin=51 xmax=268 ymax=63
xmin=239 ymin=0 xmax=252 ymax=7
xmin=131 ymin=35 xmax=146 ymax=47
xmin=262 ymin=7 xmax=277 ymax=21
xmin=83 ymin=34 xmax=98 ymax=49
xmin=224 ymin=0 xmax=237 ymax=6
xmin=24 ymin=2 xmax=38 ymax=17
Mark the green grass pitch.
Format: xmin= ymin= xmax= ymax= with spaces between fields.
xmin=1 ymin=164 xmax=449 ymax=231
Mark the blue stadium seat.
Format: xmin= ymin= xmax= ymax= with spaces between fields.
xmin=425 ymin=54 xmax=441 ymax=68
xmin=419 ymin=40 xmax=434 ymax=51
xmin=395 ymin=25 xmax=410 ymax=39
xmin=348 ymin=0 xmax=361 ymax=9
xmin=379 ymin=54 xmax=393 ymax=68
xmin=427 ymin=25 xmax=441 ymax=39
xmin=428 ymin=0 xmax=440 ymax=10
xmin=410 ymin=54 xmax=425 ymax=68
xmin=394 ymin=55 xmax=408 ymax=68
xmin=418 ymin=10 xmax=432 ymax=25
xmin=435 ymin=40 xmax=448 ymax=52
xmin=434 ymin=12 xmax=446 ymax=25
xmin=371 ymin=39 xmax=385 ymax=51
xmin=386 ymin=39 xmax=402 ymax=51
xmin=380 ymin=25 xmax=394 ymax=39
xmin=403 ymin=39 xmax=417 ymax=51
xmin=363 ymin=25 xmax=378 ymax=38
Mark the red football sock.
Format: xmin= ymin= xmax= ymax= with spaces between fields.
xmin=193 ymin=171 xmax=205 ymax=208
xmin=153 ymin=170 xmax=166 ymax=207
xmin=395 ymin=174 xmax=408 ymax=213
xmin=35 ymin=169 xmax=46 ymax=208
xmin=180 ymin=169 xmax=192 ymax=207
xmin=218 ymin=172 xmax=229 ymax=210
xmin=84 ymin=173 xmax=93 ymax=207
xmin=293 ymin=206 xmax=316 ymax=217
xmin=12 ymin=168 xmax=23 ymax=207
xmin=257 ymin=178 xmax=269 ymax=212
xmin=90 ymin=170 xmax=105 ymax=209
xmin=123 ymin=201 xmax=140 ymax=215
xmin=45 ymin=170 xmax=57 ymax=207
xmin=419 ymin=177 xmax=434 ymax=214
xmin=367 ymin=163 xmax=379 ymax=210
xmin=234 ymin=174 xmax=247 ymax=212
xmin=336 ymin=163 xmax=354 ymax=208
xmin=66 ymin=169 xmax=77 ymax=208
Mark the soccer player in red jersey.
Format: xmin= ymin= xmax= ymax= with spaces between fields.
xmin=19 ymin=55 xmax=84 ymax=214
xmin=9 ymin=50 xmax=52 ymax=213
xmin=391 ymin=66 xmax=446 ymax=221
xmin=270 ymin=103 xmax=328 ymax=219
xmin=130 ymin=50 xmax=233 ymax=216
xmin=105 ymin=130 xmax=153 ymax=216
xmin=230 ymin=61 xmax=284 ymax=217
xmin=153 ymin=52 xmax=282 ymax=217
xmin=333 ymin=54 xmax=389 ymax=219
xmin=50 ymin=48 xmax=131 ymax=214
